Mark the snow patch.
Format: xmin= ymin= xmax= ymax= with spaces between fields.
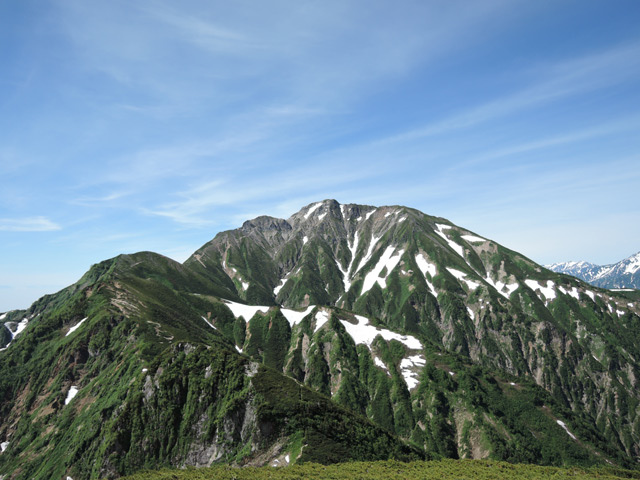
xmin=201 ymin=316 xmax=217 ymax=330
xmin=236 ymin=345 xmax=243 ymax=353
xmin=314 ymin=310 xmax=330 ymax=331
xmin=0 ymin=313 xmax=6 ymax=320
xmin=285 ymin=454 xmax=290 ymax=463
xmin=624 ymin=255 xmax=640 ymax=274
xmin=556 ymin=420 xmax=577 ymax=440
xmin=524 ymin=280 xmax=556 ymax=302
xmin=398 ymin=216 xmax=407 ymax=222
xmin=1 ymin=441 xmax=8 ymax=453
xmin=426 ymin=280 xmax=438 ymax=297
xmin=303 ymin=235 xmax=308 ymax=245
xmin=304 ymin=202 xmax=322 ymax=219
xmin=273 ymin=278 xmax=287 ymax=296
xmin=340 ymin=315 xmax=422 ymax=350
xmin=318 ymin=212 xmax=327 ymax=221
xmin=461 ymin=234 xmax=485 ymax=243
xmin=223 ymin=301 xmax=270 ymax=320
xmin=446 ymin=268 xmax=479 ymax=290
xmin=361 ymin=246 xmax=404 ymax=294
xmin=399 ymin=355 xmax=427 ymax=389
xmin=280 ymin=306 xmax=315 ymax=326
xmin=484 ymin=276 xmax=518 ymax=298
xmin=467 ymin=307 xmax=475 ymax=320
xmin=558 ymin=286 xmax=580 ymax=300
xmin=13 ymin=317 xmax=29 ymax=337
xmin=586 ymin=290 xmax=595 ymax=301
xmin=241 ymin=281 xmax=249 ymax=291
xmin=66 ymin=317 xmax=89 ymax=337
xmin=415 ymin=253 xmax=436 ymax=278
xmin=355 ymin=234 xmax=381 ymax=273
xmin=435 ymin=224 xmax=464 ymax=257
xmin=374 ymin=357 xmax=388 ymax=371
xmin=365 ymin=210 xmax=376 ymax=221
xmin=336 ymin=233 xmax=360 ymax=292
xmin=65 ymin=386 xmax=79 ymax=405
xmin=384 ymin=211 xmax=392 ymax=218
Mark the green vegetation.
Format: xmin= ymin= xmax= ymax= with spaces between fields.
xmin=119 ymin=459 xmax=640 ymax=480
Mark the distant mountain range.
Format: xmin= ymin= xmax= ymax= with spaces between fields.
xmin=1 ymin=200 xmax=640 ymax=479
xmin=546 ymin=252 xmax=640 ymax=289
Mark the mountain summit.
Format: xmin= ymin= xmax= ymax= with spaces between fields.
xmin=547 ymin=252 xmax=640 ymax=289
xmin=1 ymin=200 xmax=640 ymax=479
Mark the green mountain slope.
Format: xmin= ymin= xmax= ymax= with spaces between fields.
xmin=1 ymin=200 xmax=640 ymax=479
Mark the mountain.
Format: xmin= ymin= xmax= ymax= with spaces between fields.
xmin=1 ymin=199 xmax=640 ymax=479
xmin=547 ymin=253 xmax=640 ymax=289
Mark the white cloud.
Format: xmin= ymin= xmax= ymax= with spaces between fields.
xmin=0 ymin=217 xmax=61 ymax=232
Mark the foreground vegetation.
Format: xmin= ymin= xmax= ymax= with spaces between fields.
xmin=120 ymin=459 xmax=640 ymax=480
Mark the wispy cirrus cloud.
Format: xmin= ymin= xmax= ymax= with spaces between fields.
xmin=0 ymin=217 xmax=61 ymax=232
xmin=374 ymin=41 xmax=640 ymax=146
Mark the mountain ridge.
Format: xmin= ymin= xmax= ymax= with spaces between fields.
xmin=1 ymin=199 xmax=640 ymax=479
xmin=547 ymin=252 xmax=640 ymax=289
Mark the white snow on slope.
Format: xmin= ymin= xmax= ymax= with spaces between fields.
xmin=65 ymin=386 xmax=79 ymax=405
xmin=66 ymin=317 xmax=88 ymax=337
xmin=384 ymin=211 xmax=392 ymax=218
xmin=625 ymin=254 xmax=640 ymax=274
xmin=314 ymin=310 xmax=330 ymax=331
xmin=524 ymin=280 xmax=557 ymax=302
xmin=280 ymin=306 xmax=315 ymax=326
xmin=201 ymin=316 xmax=217 ymax=330
xmin=241 ymin=281 xmax=249 ymax=291
xmin=435 ymin=224 xmax=464 ymax=257
xmin=484 ymin=277 xmax=518 ymax=298
xmin=224 ymin=301 xmax=270 ymax=320
xmin=425 ymin=279 xmax=438 ymax=297
xmin=400 ymin=355 xmax=427 ymax=390
xmin=304 ymin=202 xmax=322 ymax=219
xmin=556 ymin=420 xmax=577 ymax=440
xmin=446 ymin=268 xmax=480 ymax=290
xmin=355 ymin=235 xmax=382 ymax=273
xmin=461 ymin=234 xmax=485 ymax=243
xmin=273 ymin=278 xmax=287 ymax=296
xmin=361 ymin=246 xmax=404 ymax=294
xmin=374 ymin=356 xmax=388 ymax=371
xmin=336 ymin=233 xmax=360 ymax=292
xmin=1 ymin=441 xmax=8 ymax=453
xmin=467 ymin=307 xmax=475 ymax=320
xmin=365 ymin=209 xmax=377 ymax=221
xmin=340 ymin=204 xmax=347 ymax=218
xmin=0 ymin=313 xmax=6 ymax=320
xmin=586 ymin=290 xmax=595 ymax=301
xmin=415 ymin=253 xmax=436 ymax=278
xmin=303 ymin=235 xmax=308 ymax=245
xmin=13 ymin=317 xmax=30 ymax=337
xmin=558 ymin=286 xmax=580 ymax=300
xmin=340 ymin=315 xmax=422 ymax=350
xmin=318 ymin=212 xmax=327 ymax=221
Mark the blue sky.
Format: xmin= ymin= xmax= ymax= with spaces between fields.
xmin=1 ymin=0 xmax=639 ymax=312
